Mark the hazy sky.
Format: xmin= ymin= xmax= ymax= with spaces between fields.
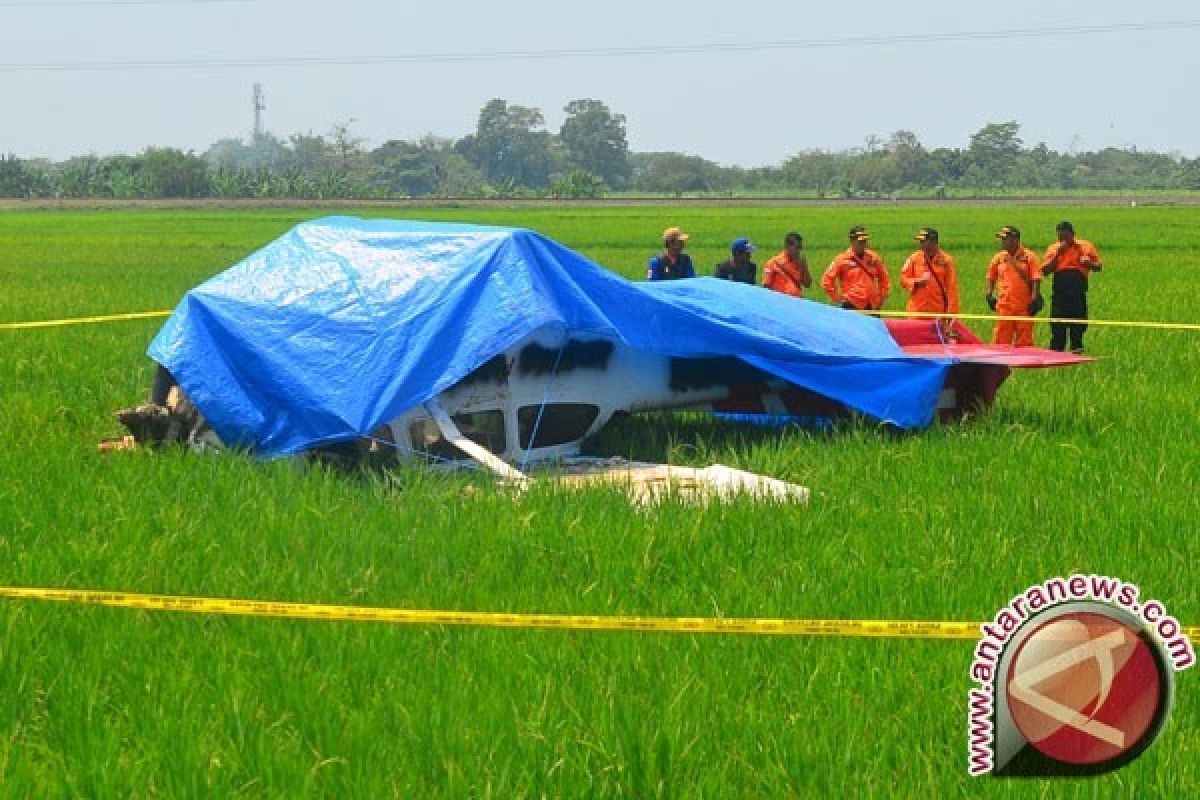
xmin=2 ymin=0 xmax=1197 ymax=165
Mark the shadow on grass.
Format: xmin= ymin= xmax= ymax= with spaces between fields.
xmin=277 ymin=401 xmax=1093 ymax=487
xmin=579 ymin=411 xmax=886 ymax=465
xmin=983 ymin=402 xmax=1106 ymax=437
xmin=579 ymin=399 xmax=1101 ymax=466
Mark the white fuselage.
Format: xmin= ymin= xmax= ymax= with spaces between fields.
xmin=385 ymin=325 xmax=766 ymax=465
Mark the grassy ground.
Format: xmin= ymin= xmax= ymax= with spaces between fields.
xmin=0 ymin=206 xmax=1197 ymax=796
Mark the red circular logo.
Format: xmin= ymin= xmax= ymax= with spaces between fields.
xmin=1006 ymin=612 xmax=1164 ymax=766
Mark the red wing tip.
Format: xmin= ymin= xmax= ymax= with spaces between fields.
xmin=900 ymin=343 xmax=1094 ymax=367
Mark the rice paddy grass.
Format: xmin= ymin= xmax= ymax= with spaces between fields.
xmin=0 ymin=205 xmax=1197 ymax=796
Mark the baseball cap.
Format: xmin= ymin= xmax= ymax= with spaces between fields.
xmin=663 ymin=226 xmax=690 ymax=243
xmin=731 ymin=237 xmax=756 ymax=254
xmin=995 ymin=225 xmax=1021 ymax=239
xmin=848 ymin=226 xmax=869 ymax=242
xmin=914 ymin=227 xmax=939 ymax=243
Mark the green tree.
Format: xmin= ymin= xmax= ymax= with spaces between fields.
xmin=283 ymin=132 xmax=335 ymax=172
xmin=559 ymin=98 xmax=630 ymax=189
xmin=329 ymin=120 xmax=366 ymax=176
xmin=415 ymin=135 xmax=487 ymax=196
xmin=847 ymin=151 xmax=901 ymax=195
xmin=885 ymin=130 xmax=942 ymax=187
xmin=458 ymin=98 xmax=560 ymax=188
xmin=781 ymin=150 xmax=846 ymax=197
xmin=630 ymin=152 xmax=730 ymax=194
xmin=1014 ymin=142 xmax=1074 ymax=188
xmin=98 ymin=154 xmax=153 ymax=198
xmin=1072 ymin=147 xmax=1181 ymax=189
xmin=967 ymin=121 xmax=1023 ymax=186
xmin=204 ymin=138 xmax=247 ymax=172
xmin=0 ymin=155 xmax=33 ymax=197
xmin=57 ymin=155 xmax=103 ymax=197
xmin=368 ymin=139 xmax=438 ymax=197
xmin=929 ymin=147 xmax=969 ymax=184
xmin=550 ymin=170 xmax=607 ymax=199
xmin=211 ymin=168 xmax=258 ymax=198
xmin=203 ymin=135 xmax=289 ymax=172
xmin=1181 ymin=158 xmax=1200 ymax=190
xmin=139 ymin=147 xmax=211 ymax=197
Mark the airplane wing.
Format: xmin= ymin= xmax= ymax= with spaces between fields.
xmin=898 ymin=343 xmax=1093 ymax=368
xmin=884 ymin=319 xmax=1093 ymax=368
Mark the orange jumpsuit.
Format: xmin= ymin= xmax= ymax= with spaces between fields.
xmin=1043 ymin=238 xmax=1101 ymax=351
xmin=762 ymin=251 xmax=809 ymax=297
xmin=1042 ymin=239 xmax=1101 ymax=279
xmin=900 ymin=249 xmax=959 ymax=318
xmin=986 ymin=245 xmax=1042 ymax=347
xmin=821 ymin=248 xmax=890 ymax=310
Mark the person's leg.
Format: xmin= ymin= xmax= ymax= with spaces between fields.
xmin=993 ymin=318 xmax=1014 ymax=345
xmin=1069 ymin=292 xmax=1089 ymax=352
xmin=1015 ymin=321 xmax=1035 ymax=347
xmin=1048 ymin=320 xmax=1066 ymax=351
xmin=1052 ymin=273 xmax=1088 ymax=352
xmin=1048 ymin=285 xmax=1069 ymax=350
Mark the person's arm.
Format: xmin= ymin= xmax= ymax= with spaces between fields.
xmin=762 ymin=261 xmax=779 ymax=291
xmin=899 ymin=256 xmax=918 ymax=293
xmin=1042 ymin=242 xmax=1067 ymax=273
xmin=1028 ymin=252 xmax=1044 ymax=282
xmin=985 ymin=258 xmax=999 ymax=310
xmin=821 ymin=260 xmax=841 ymax=303
xmin=947 ymin=261 xmax=960 ymax=315
xmin=1027 ymin=277 xmax=1045 ymax=314
xmin=877 ymin=258 xmax=891 ymax=306
xmin=647 ymin=256 xmax=659 ymax=281
xmin=796 ymin=254 xmax=813 ymax=288
xmin=1081 ymin=242 xmax=1102 ymax=271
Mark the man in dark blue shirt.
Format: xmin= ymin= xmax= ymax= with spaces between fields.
xmin=647 ymin=226 xmax=696 ymax=280
xmin=714 ymin=237 xmax=757 ymax=284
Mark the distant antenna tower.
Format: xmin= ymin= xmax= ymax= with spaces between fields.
xmin=252 ymin=83 xmax=266 ymax=138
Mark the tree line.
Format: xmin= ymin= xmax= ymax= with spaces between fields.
xmin=3 ymin=99 xmax=1199 ymax=199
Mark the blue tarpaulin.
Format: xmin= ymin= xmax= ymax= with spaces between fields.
xmin=148 ymin=216 xmax=950 ymax=457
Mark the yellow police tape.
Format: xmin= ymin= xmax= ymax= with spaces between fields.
xmin=2 ymin=308 xmax=1199 ymax=332
xmin=0 ymin=310 xmax=171 ymax=330
xmin=870 ymin=309 xmax=1200 ymax=331
xmin=1 ymin=586 xmax=1196 ymax=641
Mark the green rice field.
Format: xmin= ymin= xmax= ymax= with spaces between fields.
xmin=1 ymin=205 xmax=1197 ymax=796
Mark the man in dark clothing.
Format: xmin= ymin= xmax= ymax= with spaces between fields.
xmin=713 ymin=237 xmax=758 ymax=284
xmin=1042 ymin=220 xmax=1103 ymax=353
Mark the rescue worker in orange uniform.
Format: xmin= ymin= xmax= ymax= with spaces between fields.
xmin=985 ymin=225 xmax=1043 ymax=347
xmin=1042 ymin=220 xmax=1102 ymax=353
xmin=762 ymin=231 xmax=812 ymax=298
xmin=899 ymin=227 xmax=959 ymax=335
xmin=821 ymin=226 xmax=890 ymax=311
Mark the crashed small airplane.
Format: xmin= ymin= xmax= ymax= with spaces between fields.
xmin=116 ymin=217 xmax=1088 ymax=502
